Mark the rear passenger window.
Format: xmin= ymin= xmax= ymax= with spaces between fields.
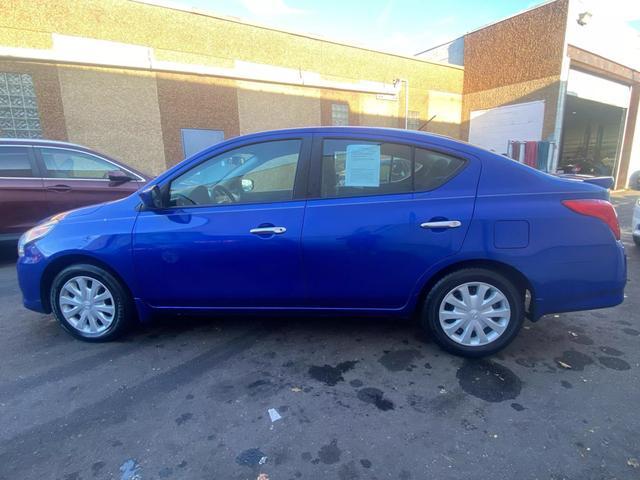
xmin=414 ymin=148 xmax=465 ymax=191
xmin=321 ymin=139 xmax=412 ymax=198
xmin=0 ymin=147 xmax=33 ymax=177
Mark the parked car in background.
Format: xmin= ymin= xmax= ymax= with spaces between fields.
xmin=633 ymin=198 xmax=640 ymax=247
xmin=16 ymin=127 xmax=626 ymax=357
xmin=0 ymin=139 xmax=149 ymax=242
xmin=629 ymin=170 xmax=640 ymax=191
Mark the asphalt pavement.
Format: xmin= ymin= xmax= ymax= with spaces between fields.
xmin=0 ymin=192 xmax=638 ymax=480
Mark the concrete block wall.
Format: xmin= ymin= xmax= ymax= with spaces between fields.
xmin=0 ymin=0 xmax=465 ymax=174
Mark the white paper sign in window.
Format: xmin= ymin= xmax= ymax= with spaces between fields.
xmin=344 ymin=144 xmax=381 ymax=187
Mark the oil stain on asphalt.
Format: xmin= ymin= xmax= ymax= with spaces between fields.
xmin=318 ymin=439 xmax=341 ymax=464
xmin=236 ymin=448 xmax=266 ymax=467
xmin=308 ymin=361 xmax=358 ymax=386
xmin=456 ymin=360 xmax=522 ymax=402
xmin=378 ymin=349 xmax=423 ymax=371
xmin=357 ymin=387 xmax=395 ymax=411
xmin=554 ymin=350 xmax=594 ymax=371
xmin=598 ymin=356 xmax=631 ymax=370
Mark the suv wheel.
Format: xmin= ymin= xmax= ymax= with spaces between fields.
xmin=50 ymin=264 xmax=133 ymax=342
xmin=421 ymin=268 xmax=524 ymax=357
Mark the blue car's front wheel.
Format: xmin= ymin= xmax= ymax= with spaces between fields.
xmin=422 ymin=268 xmax=524 ymax=357
xmin=50 ymin=264 xmax=134 ymax=342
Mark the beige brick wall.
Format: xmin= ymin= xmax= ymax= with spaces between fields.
xmin=57 ymin=65 xmax=166 ymax=175
xmin=1 ymin=0 xmax=466 ymax=169
xmin=1 ymin=0 xmax=463 ymax=95
xmin=236 ymin=82 xmax=322 ymax=135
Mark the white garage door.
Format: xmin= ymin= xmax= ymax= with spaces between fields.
xmin=468 ymin=100 xmax=545 ymax=154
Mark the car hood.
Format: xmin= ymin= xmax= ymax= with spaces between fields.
xmin=62 ymin=204 xmax=106 ymax=220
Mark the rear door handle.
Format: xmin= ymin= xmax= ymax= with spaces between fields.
xmin=420 ymin=220 xmax=461 ymax=229
xmin=250 ymin=226 xmax=287 ymax=235
xmin=46 ymin=184 xmax=72 ymax=192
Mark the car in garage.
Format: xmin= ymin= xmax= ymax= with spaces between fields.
xmin=0 ymin=138 xmax=149 ymax=242
xmin=15 ymin=127 xmax=627 ymax=357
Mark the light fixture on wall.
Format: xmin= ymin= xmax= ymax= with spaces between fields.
xmin=577 ymin=11 xmax=592 ymax=26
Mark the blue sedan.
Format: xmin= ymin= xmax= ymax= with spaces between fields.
xmin=16 ymin=127 xmax=626 ymax=356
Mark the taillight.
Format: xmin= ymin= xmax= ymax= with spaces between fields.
xmin=562 ymin=199 xmax=620 ymax=240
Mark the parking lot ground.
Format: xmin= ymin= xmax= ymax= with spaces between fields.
xmin=0 ymin=192 xmax=638 ymax=480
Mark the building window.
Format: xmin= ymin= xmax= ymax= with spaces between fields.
xmin=408 ymin=110 xmax=421 ymax=130
xmin=181 ymin=128 xmax=225 ymax=158
xmin=0 ymin=73 xmax=43 ymax=139
xmin=331 ymin=104 xmax=349 ymax=126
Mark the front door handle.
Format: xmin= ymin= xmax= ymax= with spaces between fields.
xmin=250 ymin=226 xmax=287 ymax=235
xmin=46 ymin=184 xmax=72 ymax=192
xmin=420 ymin=220 xmax=462 ymax=229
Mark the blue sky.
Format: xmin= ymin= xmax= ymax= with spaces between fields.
xmin=174 ymin=0 xmax=640 ymax=55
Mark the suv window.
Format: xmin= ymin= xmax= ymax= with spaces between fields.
xmin=0 ymin=147 xmax=33 ymax=177
xmin=39 ymin=148 xmax=128 ymax=180
xmin=414 ymin=148 xmax=465 ymax=191
xmin=169 ymin=139 xmax=302 ymax=207
xmin=321 ymin=139 xmax=412 ymax=198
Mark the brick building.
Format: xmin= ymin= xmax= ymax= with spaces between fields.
xmin=2 ymin=0 xmax=639 ymax=187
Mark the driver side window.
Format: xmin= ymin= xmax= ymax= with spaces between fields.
xmin=169 ymin=139 xmax=302 ymax=207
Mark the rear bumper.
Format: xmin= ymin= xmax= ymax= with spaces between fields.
xmin=531 ymin=241 xmax=626 ymax=319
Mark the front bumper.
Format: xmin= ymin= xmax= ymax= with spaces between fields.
xmin=16 ymin=243 xmax=49 ymax=313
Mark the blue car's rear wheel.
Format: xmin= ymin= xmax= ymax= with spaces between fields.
xmin=422 ymin=268 xmax=524 ymax=357
xmin=50 ymin=264 xmax=133 ymax=342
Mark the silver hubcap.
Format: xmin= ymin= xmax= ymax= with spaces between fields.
xmin=59 ymin=276 xmax=115 ymax=336
xmin=439 ymin=282 xmax=511 ymax=347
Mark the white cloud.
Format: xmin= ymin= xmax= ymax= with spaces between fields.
xmin=240 ymin=0 xmax=306 ymax=17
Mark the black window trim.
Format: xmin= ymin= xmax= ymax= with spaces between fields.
xmin=160 ymin=134 xmax=313 ymax=211
xmin=0 ymin=144 xmax=38 ymax=179
xmin=308 ymin=134 xmax=469 ymax=200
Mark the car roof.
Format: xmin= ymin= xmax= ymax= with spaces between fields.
xmin=243 ymin=126 xmax=453 ymax=140
xmin=234 ymin=126 xmax=488 ymax=154
xmin=0 ymin=138 xmax=95 ymax=149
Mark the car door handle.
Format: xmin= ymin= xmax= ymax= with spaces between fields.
xmin=420 ymin=220 xmax=462 ymax=229
xmin=250 ymin=226 xmax=287 ymax=235
xmin=46 ymin=184 xmax=72 ymax=192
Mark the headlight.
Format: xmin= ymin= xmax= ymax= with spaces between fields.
xmin=17 ymin=212 xmax=68 ymax=257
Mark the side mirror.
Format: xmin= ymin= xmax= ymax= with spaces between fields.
xmin=241 ymin=178 xmax=254 ymax=192
xmin=108 ymin=170 xmax=132 ymax=184
xmin=139 ymin=185 xmax=164 ymax=209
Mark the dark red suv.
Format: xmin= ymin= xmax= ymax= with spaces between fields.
xmin=0 ymin=139 xmax=150 ymax=242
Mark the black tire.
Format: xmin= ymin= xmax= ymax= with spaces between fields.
xmin=50 ymin=264 xmax=134 ymax=342
xmin=421 ymin=268 xmax=524 ymax=357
